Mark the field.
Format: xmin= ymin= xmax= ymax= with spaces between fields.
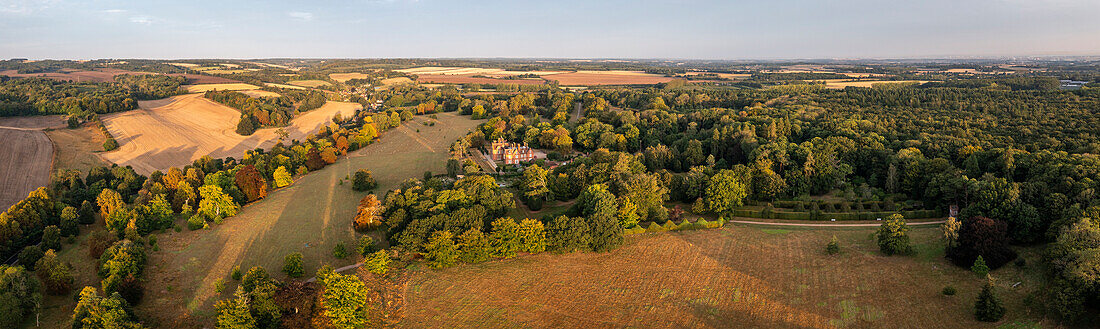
xmin=99 ymin=94 xmax=359 ymax=174
xmin=822 ymin=80 xmax=929 ymax=89
xmin=165 ymin=73 xmax=241 ymax=85
xmin=0 ymin=127 xmax=52 ymax=210
xmin=128 ymin=112 xmax=482 ymax=327
xmin=329 ymin=72 xmax=372 ymax=83
xmin=184 ymin=83 xmax=261 ymax=93
xmin=415 ymin=74 xmax=547 ymax=85
xmin=397 ymin=67 xmax=568 ymax=76
xmin=0 ymin=68 xmax=147 ymax=83
xmin=380 ymin=77 xmax=415 ymax=86
xmin=543 ymin=70 xmax=677 ymax=85
xmin=287 ymin=80 xmax=333 ymax=88
xmin=239 ymin=89 xmax=282 ymax=98
xmin=265 ymin=82 xmax=307 ymax=90
xmin=44 ymin=126 xmax=110 ymax=174
xmin=397 ymin=224 xmax=1051 ymax=329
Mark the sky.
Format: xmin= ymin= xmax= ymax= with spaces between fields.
xmin=1 ymin=0 xmax=1099 ymax=60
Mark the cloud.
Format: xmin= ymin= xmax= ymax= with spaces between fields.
xmin=288 ymin=11 xmax=313 ymax=21
xmin=0 ymin=0 xmax=60 ymax=15
xmin=100 ymin=9 xmax=126 ymax=14
xmin=129 ymin=15 xmax=156 ymax=25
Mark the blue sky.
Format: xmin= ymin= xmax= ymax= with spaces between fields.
xmin=1 ymin=0 xmax=1098 ymax=59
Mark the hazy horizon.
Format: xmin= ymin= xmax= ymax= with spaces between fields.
xmin=2 ymin=0 xmax=1100 ymax=60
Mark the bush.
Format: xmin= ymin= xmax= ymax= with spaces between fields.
xmin=188 ymin=214 xmax=206 ymax=230
xmin=826 ymin=236 xmax=840 ymax=255
xmin=333 ymin=243 xmax=348 ymax=259
xmin=352 ymin=169 xmax=377 ymax=191
xmin=103 ymin=138 xmax=119 ymax=151
xmin=230 ymin=266 xmax=242 ymax=280
xmin=356 ymin=236 xmax=374 ymax=256
xmin=645 ymin=222 xmax=665 ymax=233
xmin=364 ymin=251 xmax=389 ymax=275
xmin=942 ymin=286 xmax=957 ymax=296
xmin=283 ymin=252 xmax=304 ymax=277
xmin=971 ymin=256 xmax=990 ymax=276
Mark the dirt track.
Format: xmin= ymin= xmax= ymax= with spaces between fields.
xmin=99 ymin=94 xmax=360 ymax=174
xmin=0 ymin=128 xmax=52 ymax=210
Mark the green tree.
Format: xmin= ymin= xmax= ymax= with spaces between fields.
xmin=317 ymin=267 xmax=370 ymax=329
xmin=876 ymin=213 xmax=913 ymax=256
xmin=457 ymin=228 xmax=491 ymax=263
xmin=616 ymin=198 xmax=640 ymax=229
xmin=0 ymin=265 xmax=42 ymax=329
xmin=974 ymin=275 xmax=1006 ymax=322
xmin=273 ymin=166 xmax=293 ymax=188
xmin=489 ymin=217 xmax=521 ymax=258
xmin=424 ymin=230 xmax=458 ymax=269
xmin=364 ymin=251 xmax=390 ymax=275
xmin=546 ymin=216 xmax=589 ymax=253
xmin=522 ymin=165 xmax=550 ymax=210
xmin=517 ymin=218 xmax=547 ymax=253
xmin=971 ymin=256 xmax=990 ymax=276
xmin=356 ymin=236 xmax=374 ymax=257
xmin=352 ymin=170 xmax=377 ymax=191
xmin=71 ymin=287 xmax=142 ymax=329
xmin=214 ymin=287 xmax=256 ymax=329
xmin=35 ymin=249 xmax=73 ymax=295
xmin=333 ymin=243 xmax=348 ymax=259
xmin=198 ymin=185 xmax=240 ymax=220
xmin=60 ymin=206 xmax=80 ymax=236
xmin=576 ymin=184 xmax=621 ymax=252
xmin=282 ymin=252 xmax=304 ymax=278
xmin=42 ymin=225 xmax=61 ymax=251
xmin=705 ymin=170 xmax=748 ymax=216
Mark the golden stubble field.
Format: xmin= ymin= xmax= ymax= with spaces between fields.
xmin=396 ymin=225 xmax=1053 ymax=329
xmin=99 ymin=94 xmax=360 ymax=174
xmin=0 ymin=127 xmax=52 ymax=210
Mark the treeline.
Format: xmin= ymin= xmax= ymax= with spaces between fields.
xmin=0 ymin=75 xmax=185 ymax=116
xmin=203 ymin=89 xmax=327 ymax=135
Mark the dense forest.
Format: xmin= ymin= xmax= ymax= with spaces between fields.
xmin=0 ymin=75 xmax=185 ymax=116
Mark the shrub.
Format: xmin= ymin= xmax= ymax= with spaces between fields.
xmin=188 ymin=214 xmax=206 ymax=230
xmin=356 ymin=236 xmax=374 ymax=257
xmin=826 ymin=236 xmax=840 ymax=255
xmin=364 ymin=251 xmax=389 ymax=275
xmin=353 ymin=169 xmax=377 ymax=191
xmin=333 ymin=243 xmax=348 ymax=259
xmin=942 ymin=286 xmax=957 ymax=296
xmin=283 ymin=252 xmax=304 ymax=278
xmin=231 ymin=266 xmax=242 ymax=280
xmin=103 ymin=138 xmax=119 ymax=151
xmin=645 ymin=222 xmax=665 ymax=233
xmin=971 ymin=256 xmax=990 ymax=276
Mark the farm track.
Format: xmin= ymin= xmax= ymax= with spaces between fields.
xmin=726 ymin=218 xmax=947 ymax=227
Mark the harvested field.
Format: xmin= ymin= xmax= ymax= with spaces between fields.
xmin=287 ymin=80 xmax=332 ymax=88
xmin=380 ymin=77 xmax=414 ymax=86
xmin=165 ymin=73 xmax=241 ymax=85
xmin=99 ymin=94 xmax=359 ymax=174
xmin=0 ymin=68 xmax=146 ymax=83
xmin=44 ymin=126 xmax=110 ymax=174
xmin=185 ymin=83 xmax=261 ymax=93
xmin=265 ymin=82 xmax=307 ymax=90
xmin=544 ymin=70 xmax=675 ymax=85
xmin=0 ymin=114 xmax=66 ymax=130
xmin=239 ymin=89 xmax=282 ymax=98
xmin=397 ymin=224 xmax=1049 ymax=329
xmin=397 ymin=67 xmax=568 ymax=76
xmin=135 ymin=112 xmax=482 ymax=327
xmin=0 ymin=128 xmax=52 ymax=210
xmin=416 ymin=74 xmax=546 ymax=85
xmin=823 ymin=80 xmax=928 ymax=89
xmin=329 ymin=72 xmax=372 ymax=83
